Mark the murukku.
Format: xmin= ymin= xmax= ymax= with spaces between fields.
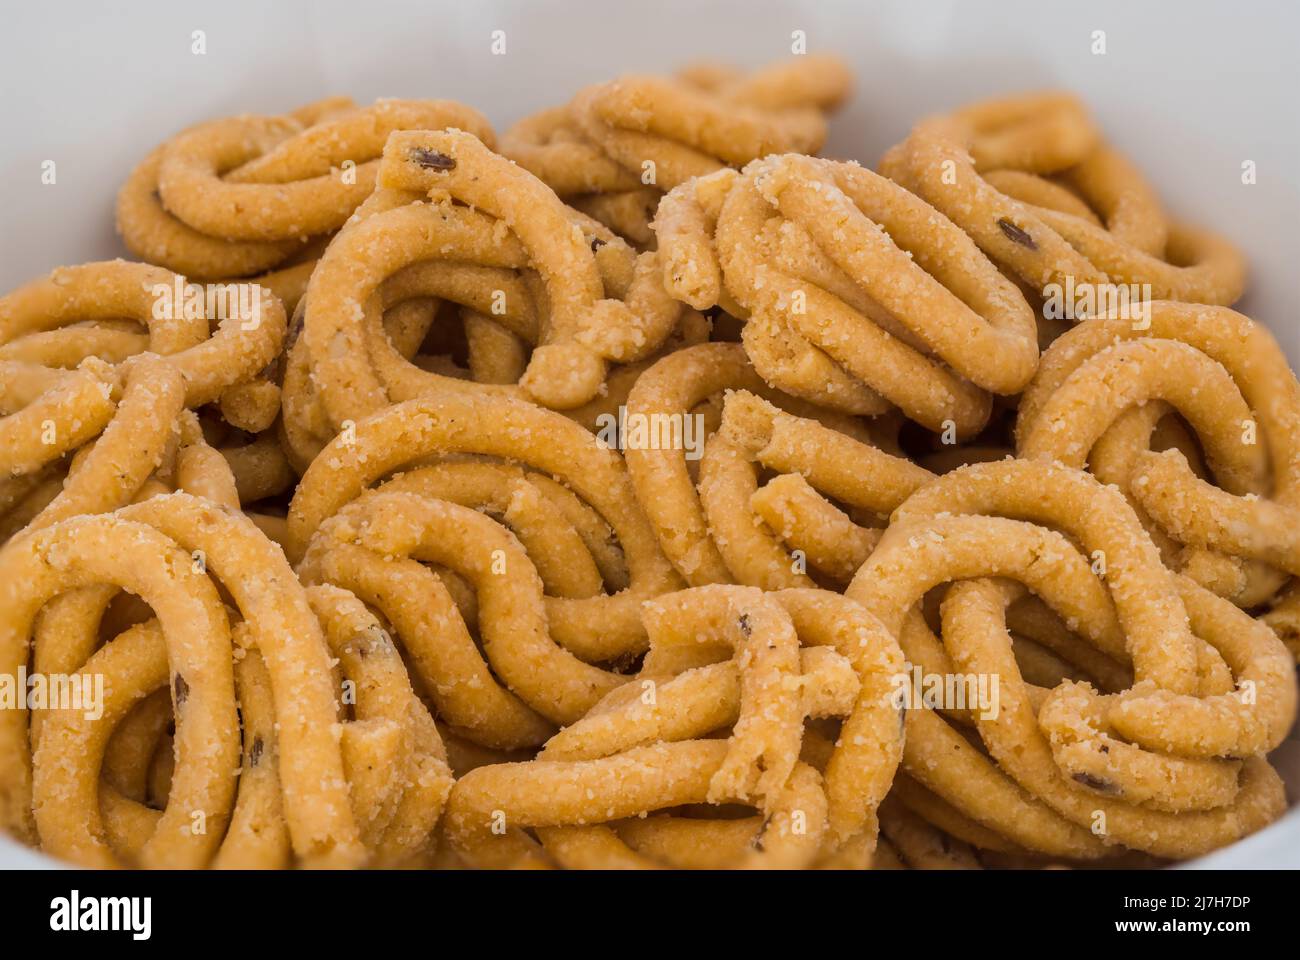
xmin=845 ymin=458 xmax=1293 ymax=859
xmin=300 ymin=127 xmax=681 ymax=422
xmin=286 ymin=392 xmax=681 ymax=662
xmin=443 ymin=583 xmax=903 ymax=868
xmin=1017 ymin=301 xmax=1300 ymax=612
xmin=623 ymin=342 xmax=925 ymax=586
xmin=502 ymin=55 xmax=851 ymax=245
xmin=880 ymin=93 xmax=1245 ymax=305
xmin=652 ymin=154 xmax=1039 ymax=434
xmin=0 ymin=259 xmax=290 ymax=546
xmin=305 ymin=584 xmax=453 ymax=865
xmin=1 ymin=515 xmax=239 ymax=864
xmin=22 ymin=497 xmax=365 ymax=866
xmin=3 ymin=56 xmax=1297 ymax=872
xmin=118 ymin=98 xmax=494 ymax=278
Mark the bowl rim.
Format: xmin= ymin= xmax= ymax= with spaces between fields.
xmin=4 ymin=803 xmax=1298 ymax=869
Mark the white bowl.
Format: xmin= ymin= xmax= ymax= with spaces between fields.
xmin=1 ymin=0 xmax=1296 ymax=868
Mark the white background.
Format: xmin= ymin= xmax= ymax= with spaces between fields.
xmin=0 ymin=0 xmax=1297 ymax=867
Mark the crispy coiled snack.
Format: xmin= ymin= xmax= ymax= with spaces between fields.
xmin=287 ymin=392 xmax=683 ymax=670
xmin=1017 ymin=301 xmax=1300 ymax=613
xmin=845 ymin=458 xmax=1294 ymax=859
xmin=297 ymin=128 xmax=682 ymax=423
xmin=3 ymin=449 xmax=365 ymax=866
xmin=3 ymin=57 xmax=1297 ymax=872
xmin=501 ymin=56 xmax=851 ymax=245
xmin=880 ymin=92 xmax=1245 ymax=305
xmin=652 ymin=155 xmax=1039 ymax=435
xmin=0 ymin=260 xmax=288 ymax=539
xmin=444 ymin=584 xmax=904 ymax=868
xmin=117 ymin=97 xmax=494 ymax=280
xmin=624 ymin=341 xmax=928 ymax=586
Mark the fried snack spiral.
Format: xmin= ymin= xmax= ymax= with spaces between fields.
xmin=0 ymin=260 xmax=286 ymax=409
xmin=305 ymin=584 xmax=453 ymax=866
xmin=846 ymin=458 xmax=1293 ymax=859
xmin=444 ymin=584 xmax=904 ymax=868
xmin=0 ymin=354 xmax=182 ymax=535
xmin=879 ymin=92 xmax=1245 ymax=305
xmin=296 ymin=128 xmax=681 ymax=426
xmin=698 ymin=388 xmax=931 ymax=589
xmin=302 ymin=487 xmax=637 ymax=750
xmin=501 ymin=55 xmax=851 ymax=245
xmin=0 ymin=514 xmax=239 ymax=865
xmin=1016 ymin=301 xmax=1300 ymax=611
xmin=652 ymin=154 xmax=1039 ymax=434
xmin=5 ymin=49 xmax=1299 ymax=873
xmin=12 ymin=488 xmax=366 ymax=867
xmin=40 ymin=620 xmax=295 ymax=871
xmin=623 ymin=341 xmax=924 ymax=586
xmin=287 ymin=392 xmax=681 ymax=664
xmin=0 ymin=260 xmax=288 ymax=540
xmin=117 ymin=98 xmax=494 ymax=279
xmin=445 ymin=740 xmax=825 ymax=869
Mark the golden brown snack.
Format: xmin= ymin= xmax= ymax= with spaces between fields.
xmin=0 ymin=259 xmax=289 ymax=542
xmin=301 ymin=492 xmax=629 ymax=741
xmin=1017 ymin=302 xmax=1300 ymax=612
xmin=117 ymin=98 xmax=494 ymax=278
xmin=1 ymin=515 xmax=239 ymax=865
xmin=300 ymin=127 xmax=681 ymax=423
xmin=623 ymin=342 xmax=919 ymax=585
xmin=846 ymin=459 xmax=1293 ymax=859
xmin=701 ymin=390 xmax=931 ymax=588
xmin=5 ymin=62 xmax=1298 ymax=874
xmin=442 ymin=584 xmax=904 ymax=868
xmin=652 ymin=155 xmax=1038 ymax=434
xmin=305 ymin=584 xmax=453 ymax=865
xmin=502 ymin=56 xmax=851 ymax=244
xmin=286 ymin=392 xmax=682 ymax=660
xmin=880 ymin=93 xmax=1245 ymax=305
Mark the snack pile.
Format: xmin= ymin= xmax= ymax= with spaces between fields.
xmin=1 ymin=54 xmax=1296 ymax=869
